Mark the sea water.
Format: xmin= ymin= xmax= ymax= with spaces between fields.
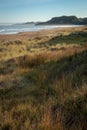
xmin=0 ymin=23 xmax=82 ymax=35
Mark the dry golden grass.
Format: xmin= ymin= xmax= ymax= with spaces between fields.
xmin=0 ymin=25 xmax=87 ymax=62
xmin=0 ymin=26 xmax=87 ymax=130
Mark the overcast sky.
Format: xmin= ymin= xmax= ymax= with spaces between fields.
xmin=0 ymin=0 xmax=87 ymax=23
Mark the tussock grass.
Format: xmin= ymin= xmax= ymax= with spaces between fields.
xmin=0 ymin=30 xmax=87 ymax=130
xmin=0 ymin=31 xmax=87 ymax=61
xmin=44 ymin=31 xmax=87 ymax=47
xmin=0 ymin=50 xmax=87 ymax=130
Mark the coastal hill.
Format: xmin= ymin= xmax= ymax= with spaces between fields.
xmin=36 ymin=15 xmax=87 ymax=25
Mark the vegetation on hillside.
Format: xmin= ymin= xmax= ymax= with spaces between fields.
xmin=36 ymin=15 xmax=87 ymax=25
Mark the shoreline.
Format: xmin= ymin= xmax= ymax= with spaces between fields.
xmin=0 ymin=25 xmax=86 ymax=43
xmin=0 ymin=24 xmax=84 ymax=35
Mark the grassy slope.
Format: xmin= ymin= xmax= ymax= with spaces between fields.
xmin=46 ymin=31 xmax=87 ymax=45
xmin=0 ymin=31 xmax=87 ymax=130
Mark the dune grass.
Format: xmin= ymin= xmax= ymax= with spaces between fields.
xmin=0 ymin=31 xmax=87 ymax=61
xmin=0 ymin=49 xmax=87 ymax=130
xmin=44 ymin=31 xmax=87 ymax=46
xmin=0 ymin=30 xmax=87 ymax=130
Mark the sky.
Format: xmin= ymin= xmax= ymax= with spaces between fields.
xmin=0 ymin=0 xmax=87 ymax=23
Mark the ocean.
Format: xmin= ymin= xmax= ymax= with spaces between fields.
xmin=0 ymin=23 xmax=82 ymax=35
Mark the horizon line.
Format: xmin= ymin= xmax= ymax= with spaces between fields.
xmin=0 ymin=15 xmax=87 ymax=24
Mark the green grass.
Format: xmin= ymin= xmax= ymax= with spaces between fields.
xmin=45 ymin=31 xmax=87 ymax=46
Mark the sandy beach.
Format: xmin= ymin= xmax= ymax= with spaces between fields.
xmin=0 ymin=25 xmax=86 ymax=42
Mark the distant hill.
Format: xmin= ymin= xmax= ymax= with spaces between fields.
xmin=25 ymin=22 xmax=34 ymax=24
xmin=36 ymin=16 xmax=87 ymax=25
